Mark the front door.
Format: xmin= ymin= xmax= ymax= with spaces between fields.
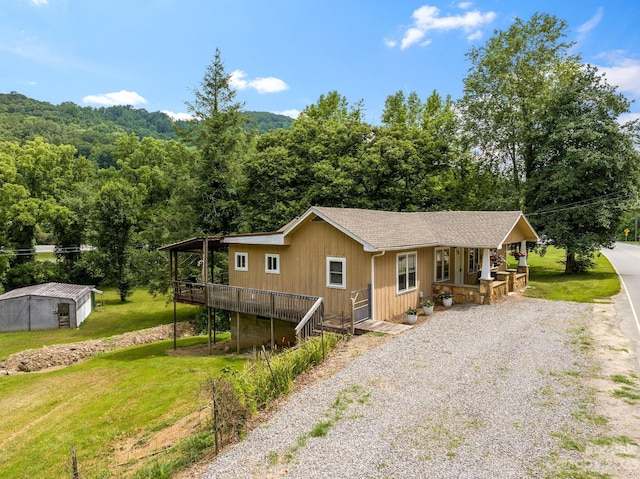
xmin=454 ymin=248 xmax=463 ymax=285
xmin=57 ymin=303 xmax=70 ymax=328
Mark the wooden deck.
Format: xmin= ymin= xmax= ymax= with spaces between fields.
xmin=322 ymin=316 xmax=413 ymax=335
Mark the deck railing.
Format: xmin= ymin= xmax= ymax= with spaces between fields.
xmin=295 ymin=297 xmax=324 ymax=340
xmin=171 ymin=280 xmax=207 ymax=305
xmin=207 ymin=283 xmax=322 ymax=325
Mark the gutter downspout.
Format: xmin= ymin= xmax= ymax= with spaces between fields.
xmin=370 ymin=251 xmax=386 ymax=321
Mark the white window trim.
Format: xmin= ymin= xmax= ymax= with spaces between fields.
xmin=435 ymin=247 xmax=450 ymax=282
xmin=265 ymin=253 xmax=280 ymax=274
xmin=235 ymin=252 xmax=248 ymax=271
xmin=468 ymin=248 xmax=480 ymax=273
xmin=326 ymin=257 xmax=346 ymax=289
xmin=397 ymin=251 xmax=418 ymax=294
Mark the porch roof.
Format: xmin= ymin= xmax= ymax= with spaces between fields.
xmin=222 ymin=207 xmax=539 ymax=252
xmin=158 ymin=237 xmax=225 ymax=253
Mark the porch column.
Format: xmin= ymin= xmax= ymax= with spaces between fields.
xmin=480 ymin=248 xmax=492 ymax=280
xmin=518 ymin=240 xmax=527 ymax=267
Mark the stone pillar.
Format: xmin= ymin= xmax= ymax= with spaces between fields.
xmin=517 ymin=265 xmax=530 ymax=285
xmin=479 ymin=278 xmax=494 ymax=305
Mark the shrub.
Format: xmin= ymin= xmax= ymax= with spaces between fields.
xmin=204 ymin=333 xmax=341 ymax=449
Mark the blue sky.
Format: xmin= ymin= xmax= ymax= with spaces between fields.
xmin=1 ymin=0 xmax=639 ymax=124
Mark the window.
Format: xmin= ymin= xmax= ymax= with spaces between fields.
xmin=397 ymin=252 xmax=417 ymax=293
xmin=468 ymin=248 xmax=480 ymax=273
xmin=235 ymin=252 xmax=248 ymax=271
xmin=435 ymin=248 xmax=450 ymax=282
xmin=326 ymin=257 xmax=346 ymax=289
xmin=265 ymin=254 xmax=280 ymax=274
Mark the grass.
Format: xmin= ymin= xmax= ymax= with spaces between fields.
xmin=524 ymin=247 xmax=620 ymax=302
xmin=0 ymin=333 xmax=241 ymax=479
xmin=0 ymin=287 xmax=199 ymax=359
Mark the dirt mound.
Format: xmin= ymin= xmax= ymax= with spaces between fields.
xmin=0 ymin=323 xmax=195 ymax=374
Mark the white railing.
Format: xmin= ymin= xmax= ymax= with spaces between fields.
xmin=295 ymin=297 xmax=324 ymax=340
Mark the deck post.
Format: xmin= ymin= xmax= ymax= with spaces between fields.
xmin=207 ymin=306 xmax=212 ymax=355
xmin=236 ymin=311 xmax=240 ymax=352
xmin=270 ymin=317 xmax=275 ymax=350
xmin=173 ymin=301 xmax=177 ymax=350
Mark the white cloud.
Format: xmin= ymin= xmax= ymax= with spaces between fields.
xmin=577 ymin=7 xmax=603 ymax=34
xmin=595 ymin=56 xmax=640 ymax=97
xmin=82 ymin=90 xmax=147 ymax=106
xmin=467 ymin=30 xmax=483 ymax=41
xmin=383 ymin=37 xmax=398 ymax=48
xmin=458 ymin=2 xmax=473 ymax=9
xmin=273 ymin=109 xmax=300 ymax=119
xmin=162 ymin=110 xmax=193 ymax=121
xmin=618 ymin=112 xmax=640 ymax=125
xmin=395 ymin=4 xmax=496 ymax=50
xmin=30 ymin=0 xmax=48 ymax=5
xmin=230 ymin=70 xmax=289 ymax=93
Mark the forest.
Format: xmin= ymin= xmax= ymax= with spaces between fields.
xmin=1 ymin=13 xmax=639 ymax=299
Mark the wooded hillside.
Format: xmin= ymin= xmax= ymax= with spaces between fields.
xmin=0 ymin=92 xmax=293 ymax=168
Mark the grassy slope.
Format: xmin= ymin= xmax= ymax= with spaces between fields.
xmin=0 ymin=334 xmax=241 ymax=478
xmin=525 ymin=247 xmax=620 ymax=302
xmin=0 ymin=288 xmax=198 ymax=359
xmin=0 ymin=287 xmax=240 ymax=478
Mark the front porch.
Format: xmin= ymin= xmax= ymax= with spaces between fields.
xmin=433 ymin=265 xmax=530 ymax=305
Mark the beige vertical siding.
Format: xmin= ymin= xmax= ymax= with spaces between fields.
xmin=504 ymin=217 xmax=536 ymax=245
xmin=228 ymin=217 xmax=370 ymax=317
xmin=372 ymin=247 xmax=434 ymax=321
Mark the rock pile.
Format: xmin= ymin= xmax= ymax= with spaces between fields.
xmin=0 ymin=322 xmax=195 ymax=374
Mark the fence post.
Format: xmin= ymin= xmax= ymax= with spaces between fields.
xmin=71 ymin=443 xmax=79 ymax=479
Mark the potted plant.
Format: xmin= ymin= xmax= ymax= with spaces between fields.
xmin=439 ymin=292 xmax=453 ymax=307
xmin=421 ymin=299 xmax=434 ymax=316
xmin=406 ymin=307 xmax=418 ymax=325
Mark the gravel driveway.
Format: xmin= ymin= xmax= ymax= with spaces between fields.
xmin=203 ymin=297 xmax=591 ymax=478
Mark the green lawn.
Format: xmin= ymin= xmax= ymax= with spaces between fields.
xmin=525 ymin=247 xmax=620 ymax=302
xmin=0 ymin=287 xmax=199 ymax=359
xmin=0 ymin=334 xmax=243 ymax=479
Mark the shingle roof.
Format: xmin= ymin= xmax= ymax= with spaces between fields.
xmin=223 ymin=206 xmax=539 ymax=252
xmin=308 ymin=207 xmax=538 ymax=250
xmin=0 ymin=282 xmax=92 ymax=302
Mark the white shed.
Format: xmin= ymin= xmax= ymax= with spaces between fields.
xmin=0 ymin=283 xmax=97 ymax=332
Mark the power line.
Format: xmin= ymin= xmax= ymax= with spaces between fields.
xmin=526 ymin=191 xmax=635 ymax=217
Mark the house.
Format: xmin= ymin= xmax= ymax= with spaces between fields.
xmin=162 ymin=206 xmax=539 ymax=351
xmin=0 ymin=282 xmax=99 ymax=332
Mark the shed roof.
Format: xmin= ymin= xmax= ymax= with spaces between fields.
xmin=0 ymin=282 xmax=93 ymax=303
xmin=223 ymin=206 xmax=539 ymax=252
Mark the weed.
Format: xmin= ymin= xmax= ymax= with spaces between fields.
xmin=267 ymin=450 xmax=279 ymax=466
xmin=612 ymin=374 xmax=636 ymax=386
xmin=549 ymin=461 xmax=611 ymax=478
xmin=552 ymin=432 xmax=586 ymax=452
xmin=612 ymin=387 xmax=640 ymax=403
xmin=591 ymin=435 xmax=638 ymax=447
xmin=310 ymin=420 xmax=333 ymax=438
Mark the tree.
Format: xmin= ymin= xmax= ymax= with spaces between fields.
xmin=526 ymin=63 xmax=640 ymax=272
xmin=460 ymin=13 xmax=578 ymax=207
xmin=90 ymin=180 xmax=140 ymax=301
xmin=180 ymin=48 xmax=249 ymax=235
